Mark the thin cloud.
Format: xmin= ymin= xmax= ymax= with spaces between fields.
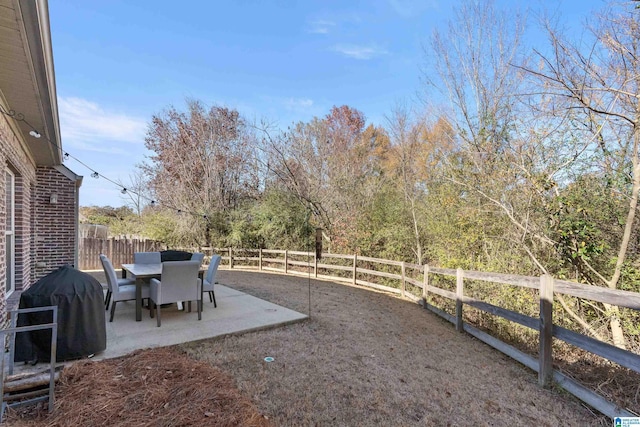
xmin=59 ymin=97 xmax=147 ymax=151
xmin=331 ymin=44 xmax=388 ymax=60
xmin=283 ymin=97 xmax=314 ymax=110
xmin=388 ymin=0 xmax=438 ymax=18
xmin=308 ymin=19 xmax=336 ymax=34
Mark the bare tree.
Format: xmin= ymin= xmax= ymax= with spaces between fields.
xmin=385 ymin=104 xmax=454 ymax=264
xmin=142 ymin=99 xmax=260 ymax=246
xmin=520 ymin=3 xmax=640 ymax=349
xmin=117 ymin=169 xmax=150 ymax=216
xmin=424 ymin=0 xmax=640 ymax=349
xmin=262 ymin=106 xmax=389 ymax=251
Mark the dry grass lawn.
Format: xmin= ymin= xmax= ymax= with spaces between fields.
xmin=7 ymin=269 xmax=607 ymax=426
xmin=182 ymin=270 xmax=605 ymax=426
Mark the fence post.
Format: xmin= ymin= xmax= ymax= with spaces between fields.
xmin=422 ymin=264 xmax=429 ymax=305
xmin=259 ymin=248 xmax=263 ymax=271
xmin=456 ymin=268 xmax=464 ymax=332
xmin=539 ymin=274 xmax=554 ymax=387
xmin=352 ymin=254 xmax=357 ymax=285
xmin=284 ymin=250 xmax=288 ymax=274
xmin=401 ymin=261 xmax=406 ymax=298
xmin=229 ymin=248 xmax=233 ymax=269
xmin=314 ymin=250 xmax=318 ymax=278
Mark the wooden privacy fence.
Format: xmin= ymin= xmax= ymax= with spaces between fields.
xmin=210 ymin=247 xmax=640 ymax=418
xmin=78 ymin=238 xmax=165 ymax=270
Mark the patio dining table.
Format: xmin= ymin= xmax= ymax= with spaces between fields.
xmin=121 ymin=263 xmax=206 ymax=321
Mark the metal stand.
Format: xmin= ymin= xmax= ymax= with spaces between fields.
xmin=0 ymin=306 xmax=58 ymax=422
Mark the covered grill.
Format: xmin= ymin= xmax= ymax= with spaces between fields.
xmin=160 ymin=250 xmax=192 ymax=262
xmin=14 ymin=265 xmax=106 ymax=363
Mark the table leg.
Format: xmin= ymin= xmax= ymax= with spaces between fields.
xmin=199 ymin=272 xmax=204 ymax=312
xmin=136 ymin=277 xmax=143 ymax=321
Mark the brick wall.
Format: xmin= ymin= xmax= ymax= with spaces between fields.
xmin=33 ymin=167 xmax=78 ymax=280
xmin=0 ymin=108 xmax=37 ymax=325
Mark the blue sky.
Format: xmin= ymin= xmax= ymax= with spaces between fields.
xmin=48 ymin=0 xmax=605 ymax=207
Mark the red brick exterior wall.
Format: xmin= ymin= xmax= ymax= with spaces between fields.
xmin=33 ymin=167 xmax=78 ymax=279
xmin=0 ymin=110 xmax=37 ymax=324
xmin=0 ymin=108 xmax=79 ymax=327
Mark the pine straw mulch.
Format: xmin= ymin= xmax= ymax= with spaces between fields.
xmin=5 ymin=347 xmax=271 ymax=427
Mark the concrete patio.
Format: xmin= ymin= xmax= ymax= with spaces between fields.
xmin=96 ymin=283 xmax=308 ymax=360
xmin=4 ymin=276 xmax=307 ymax=380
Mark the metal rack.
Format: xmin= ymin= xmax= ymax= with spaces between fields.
xmin=0 ymin=306 xmax=58 ymax=422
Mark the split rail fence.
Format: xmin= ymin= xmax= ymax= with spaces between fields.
xmin=208 ymin=247 xmax=640 ymax=418
xmin=78 ymin=241 xmax=640 ymax=417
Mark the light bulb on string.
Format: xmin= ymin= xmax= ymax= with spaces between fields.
xmin=0 ymin=105 xmax=212 ymax=220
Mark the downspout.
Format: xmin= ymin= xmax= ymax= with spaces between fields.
xmin=73 ymin=175 xmax=82 ymax=268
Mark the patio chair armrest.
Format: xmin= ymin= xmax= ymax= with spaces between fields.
xmin=150 ymin=278 xmax=161 ymax=302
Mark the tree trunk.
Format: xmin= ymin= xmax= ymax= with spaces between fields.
xmin=409 ymin=198 xmax=423 ymax=265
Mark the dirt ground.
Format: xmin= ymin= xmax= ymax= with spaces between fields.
xmin=7 ymin=269 xmax=606 ymax=426
xmin=182 ymin=270 xmax=605 ymax=426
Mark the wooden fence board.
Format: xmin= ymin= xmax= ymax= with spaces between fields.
xmin=287 ymin=251 xmax=312 ymax=256
xmin=553 ymin=325 xmax=640 ymax=372
xmin=357 ymin=267 xmax=402 ymax=280
xmin=404 ymin=276 xmax=423 ymax=289
xmin=322 ymin=253 xmax=355 ymax=260
xmin=79 ymin=238 xmax=165 ymax=270
xmin=554 ymin=280 xmax=640 ymax=310
xmin=463 ymin=297 xmax=538 ymax=330
xmin=429 ymin=267 xmax=457 ymax=276
xmin=463 ymin=270 xmax=539 ymax=289
xmin=288 ymin=259 xmax=314 ymax=266
xmin=423 ymin=301 xmax=456 ymax=325
xmin=316 ymin=263 xmax=353 ymax=272
xmin=356 ymin=255 xmax=404 ymax=266
xmin=552 ymin=371 xmax=636 ymax=418
xmin=404 ymin=262 xmax=424 ymax=272
xmin=426 ymin=285 xmax=456 ymax=300
xmin=355 ymin=279 xmax=401 ymax=294
xmin=463 ymin=323 xmax=539 ymax=372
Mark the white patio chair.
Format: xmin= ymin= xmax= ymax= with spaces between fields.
xmin=134 ymin=251 xmax=161 ymax=264
xmin=100 ymin=253 xmax=135 ymax=310
xmin=101 ymin=254 xmax=150 ymax=322
xmin=191 ymin=252 xmax=205 ymax=265
xmin=202 ymin=255 xmax=222 ymax=307
xmin=149 ymin=260 xmax=202 ymax=327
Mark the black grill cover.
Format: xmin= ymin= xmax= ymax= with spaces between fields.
xmin=14 ymin=265 xmax=106 ymax=363
xmin=160 ymin=250 xmax=192 ymax=262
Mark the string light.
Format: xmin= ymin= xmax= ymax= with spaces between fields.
xmin=0 ymin=103 xmax=212 ymax=220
